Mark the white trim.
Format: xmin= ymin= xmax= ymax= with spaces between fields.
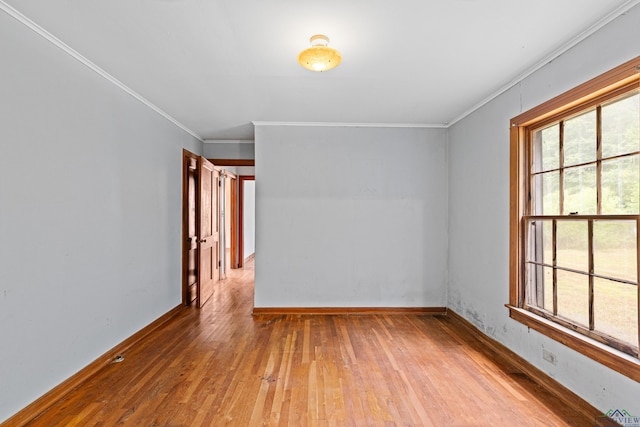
xmin=447 ymin=0 xmax=640 ymax=127
xmin=252 ymin=121 xmax=448 ymax=129
xmin=0 ymin=0 xmax=204 ymax=142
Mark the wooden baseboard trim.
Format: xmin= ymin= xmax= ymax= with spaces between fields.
xmin=2 ymin=305 xmax=186 ymax=427
xmin=446 ymin=309 xmax=615 ymax=426
xmin=252 ymin=307 xmax=447 ymax=316
xmin=243 ymin=253 xmax=255 ymax=264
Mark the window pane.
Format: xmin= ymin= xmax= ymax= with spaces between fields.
xmin=526 ymin=220 xmax=554 ymax=312
xmin=532 ymin=171 xmax=559 ymax=215
xmin=526 ymin=220 xmax=553 ymax=264
xmin=594 ymin=278 xmax=638 ymax=347
xmin=532 ymin=124 xmax=559 ymax=173
xmin=602 ymin=92 xmax=640 ymax=159
xmin=564 ymin=110 xmax=596 ymax=167
xmin=542 ymin=220 xmax=553 ymax=266
xmin=525 ymin=263 xmax=553 ymax=312
xmin=594 ymin=220 xmax=637 ymax=283
xmin=601 ymin=155 xmax=639 ymax=215
xmin=556 ymin=221 xmax=588 ymax=272
xmin=557 ymin=270 xmax=589 ymax=328
xmin=563 ymin=164 xmax=597 ymax=215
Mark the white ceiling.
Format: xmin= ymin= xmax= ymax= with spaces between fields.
xmin=3 ymin=0 xmax=638 ymax=140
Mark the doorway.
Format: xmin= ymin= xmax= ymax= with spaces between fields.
xmin=182 ymin=153 xmax=255 ymax=307
xmin=220 ymin=171 xmax=237 ymax=277
xmin=238 ymin=175 xmax=255 ymax=268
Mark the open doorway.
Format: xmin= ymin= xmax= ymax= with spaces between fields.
xmin=219 ymin=171 xmax=237 ymax=278
xmin=215 ymin=168 xmax=253 ymax=272
xmin=183 ymin=154 xmax=255 ymax=306
xmin=238 ymin=175 xmax=255 ymax=268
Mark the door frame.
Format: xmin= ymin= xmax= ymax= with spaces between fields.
xmin=238 ymin=175 xmax=255 ymax=268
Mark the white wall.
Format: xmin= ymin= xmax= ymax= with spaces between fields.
xmin=254 ymin=125 xmax=448 ymax=308
xmin=243 ymin=180 xmax=256 ymax=260
xmin=0 ymin=11 xmax=201 ymax=422
xmin=447 ymin=5 xmax=640 ymax=415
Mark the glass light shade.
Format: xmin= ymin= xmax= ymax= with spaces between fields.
xmin=298 ymin=35 xmax=342 ymax=72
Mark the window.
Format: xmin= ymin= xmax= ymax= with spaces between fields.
xmin=509 ymin=57 xmax=640 ymax=381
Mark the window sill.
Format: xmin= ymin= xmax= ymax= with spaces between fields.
xmin=506 ymin=305 xmax=640 ymax=382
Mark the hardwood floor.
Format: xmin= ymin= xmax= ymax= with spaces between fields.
xmin=23 ymin=261 xmax=594 ymax=426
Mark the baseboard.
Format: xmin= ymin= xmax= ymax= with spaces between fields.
xmin=252 ymin=307 xmax=447 ymax=315
xmin=243 ymin=253 xmax=255 ymax=264
xmin=446 ymin=309 xmax=617 ymax=426
xmin=2 ymin=304 xmax=186 ymax=427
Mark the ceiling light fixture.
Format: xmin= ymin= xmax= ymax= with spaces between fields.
xmin=298 ymin=34 xmax=342 ymax=72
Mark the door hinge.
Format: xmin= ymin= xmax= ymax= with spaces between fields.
xmin=219 ymin=180 xmax=222 ymax=187
xmin=218 ymin=260 xmax=222 ymax=267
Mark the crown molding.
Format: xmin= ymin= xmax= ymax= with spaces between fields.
xmin=447 ymin=0 xmax=640 ymax=127
xmin=252 ymin=121 xmax=447 ymax=129
xmin=4 ymin=0 xmax=637 ymax=137
xmin=0 ymin=0 xmax=204 ymax=142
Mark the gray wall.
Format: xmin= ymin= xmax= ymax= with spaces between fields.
xmin=203 ymin=140 xmax=255 ymax=159
xmin=447 ymin=5 xmax=640 ymax=414
xmin=0 ymin=11 xmax=201 ymax=422
xmin=223 ymin=166 xmax=255 ymax=176
xmin=254 ymin=125 xmax=448 ymax=308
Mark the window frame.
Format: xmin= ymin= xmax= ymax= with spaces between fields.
xmin=509 ymin=56 xmax=640 ymax=382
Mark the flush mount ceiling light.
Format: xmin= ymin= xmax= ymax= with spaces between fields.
xmin=298 ymin=34 xmax=342 ymax=72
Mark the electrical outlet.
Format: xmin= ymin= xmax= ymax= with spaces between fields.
xmin=542 ymin=349 xmax=557 ymax=365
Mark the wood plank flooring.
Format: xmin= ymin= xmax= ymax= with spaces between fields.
xmin=24 ymin=261 xmax=593 ymax=426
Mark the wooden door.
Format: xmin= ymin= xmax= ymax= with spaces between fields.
xmin=182 ymin=150 xmax=199 ymax=305
xmin=197 ymin=158 xmax=220 ymax=308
